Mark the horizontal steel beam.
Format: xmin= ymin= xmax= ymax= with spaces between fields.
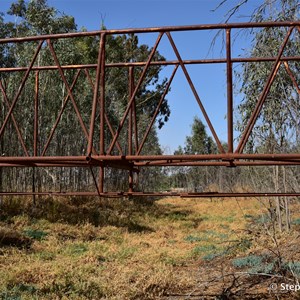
xmin=0 ymin=153 xmax=300 ymax=164
xmin=0 ymin=191 xmax=300 ymax=198
xmin=0 ymin=21 xmax=299 ymax=43
xmin=1 ymin=56 xmax=300 ymax=73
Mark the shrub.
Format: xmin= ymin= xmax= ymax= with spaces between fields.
xmin=232 ymin=254 xmax=276 ymax=274
xmin=232 ymin=255 xmax=266 ymax=268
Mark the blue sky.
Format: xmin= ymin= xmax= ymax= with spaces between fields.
xmin=1 ymin=0 xmax=263 ymax=153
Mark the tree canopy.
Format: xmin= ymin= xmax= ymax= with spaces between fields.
xmin=0 ymin=0 xmax=170 ymax=192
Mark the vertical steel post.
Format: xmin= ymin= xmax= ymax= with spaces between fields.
xmin=132 ymin=70 xmax=139 ymax=154
xmin=87 ymin=34 xmax=105 ymax=156
xmin=33 ymin=70 xmax=39 ymax=204
xmin=128 ymin=67 xmax=134 ymax=193
xmin=226 ymin=29 xmax=233 ymax=153
xmin=99 ymin=34 xmax=106 ymax=193
xmin=128 ymin=67 xmax=133 ymax=156
xmin=34 ymin=71 xmax=39 ymax=156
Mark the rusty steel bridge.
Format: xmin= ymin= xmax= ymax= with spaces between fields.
xmin=0 ymin=21 xmax=300 ymax=197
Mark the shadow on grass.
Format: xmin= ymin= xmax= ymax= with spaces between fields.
xmin=0 ymin=196 xmax=173 ymax=233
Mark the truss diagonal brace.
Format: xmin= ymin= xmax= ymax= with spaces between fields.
xmin=41 ymin=69 xmax=82 ymax=156
xmin=47 ymin=39 xmax=97 ymax=155
xmin=107 ymin=32 xmax=164 ymax=155
xmin=166 ymin=32 xmax=225 ymax=154
xmin=235 ymin=26 xmax=295 ymax=154
xmin=0 ymin=80 xmax=29 ymax=156
xmin=137 ymin=65 xmax=178 ymax=155
xmin=84 ymin=69 xmax=123 ymax=155
xmin=0 ymin=40 xmax=43 ymax=140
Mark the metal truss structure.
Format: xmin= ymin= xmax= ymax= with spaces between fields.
xmin=0 ymin=21 xmax=300 ymax=197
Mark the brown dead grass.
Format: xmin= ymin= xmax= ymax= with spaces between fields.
xmin=0 ymin=196 xmax=299 ymax=299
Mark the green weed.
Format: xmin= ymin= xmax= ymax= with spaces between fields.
xmin=292 ymin=218 xmax=300 ymax=225
xmin=192 ymin=244 xmax=217 ymax=257
xmin=285 ymin=261 xmax=300 ymax=277
xmin=232 ymin=254 xmax=266 ymax=268
xmin=67 ymin=243 xmax=88 ymax=256
xmin=184 ymin=235 xmax=202 ymax=243
xmin=232 ymin=254 xmax=276 ymax=274
xmin=23 ymin=229 xmax=48 ymax=241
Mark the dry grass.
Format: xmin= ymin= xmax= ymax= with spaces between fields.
xmin=0 ymin=195 xmax=293 ymax=299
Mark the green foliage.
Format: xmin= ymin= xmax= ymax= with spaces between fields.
xmin=202 ymin=247 xmax=233 ymax=261
xmin=0 ymin=0 xmax=170 ymax=193
xmin=232 ymin=254 xmax=276 ymax=274
xmin=23 ymin=229 xmax=48 ymax=241
xmin=183 ymin=117 xmax=217 ymax=155
xmin=232 ymin=254 xmax=266 ymax=268
xmin=67 ymin=243 xmax=88 ymax=256
xmin=7 ymin=0 xmax=76 ymax=35
xmin=202 ymin=252 xmax=220 ymax=261
xmin=289 ymin=262 xmax=300 ymax=276
xmin=244 ymin=214 xmax=254 ymax=219
xmin=254 ymin=214 xmax=272 ymax=224
xmin=248 ymin=262 xmax=275 ymax=274
xmin=191 ymin=244 xmax=217 ymax=257
xmin=292 ymin=218 xmax=300 ymax=225
xmin=233 ymin=256 xmax=300 ymax=276
xmin=233 ymin=0 xmax=300 ymax=152
xmin=184 ymin=235 xmax=202 ymax=243
xmin=235 ymin=238 xmax=252 ymax=252
xmin=0 ymin=284 xmax=37 ymax=300
xmin=172 ymin=117 xmax=218 ymax=192
xmin=184 ymin=231 xmax=229 ymax=245
xmin=166 ymin=211 xmax=188 ymax=221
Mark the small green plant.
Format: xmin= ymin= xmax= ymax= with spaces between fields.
xmin=244 ymin=214 xmax=254 ymax=219
xmin=0 ymin=284 xmax=38 ymax=300
xmin=202 ymin=252 xmax=220 ymax=261
xmin=286 ymin=261 xmax=300 ymax=276
xmin=192 ymin=244 xmax=216 ymax=257
xmin=38 ymin=251 xmax=56 ymax=261
xmin=292 ymin=218 xmax=300 ymax=225
xmin=68 ymin=243 xmax=88 ymax=256
xmin=0 ymin=291 xmax=22 ymax=300
xmin=167 ymin=211 xmax=188 ymax=221
xmin=232 ymin=255 xmax=266 ymax=268
xmin=202 ymin=247 xmax=232 ymax=261
xmin=236 ymin=238 xmax=252 ymax=252
xmin=23 ymin=229 xmax=48 ymax=241
xmin=113 ymin=246 xmax=137 ymax=262
xmin=248 ymin=262 xmax=275 ymax=274
xmin=255 ymin=214 xmax=271 ymax=224
xmin=232 ymin=254 xmax=275 ymax=274
xmin=184 ymin=235 xmax=202 ymax=243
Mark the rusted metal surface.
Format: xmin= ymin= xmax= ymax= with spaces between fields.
xmin=0 ymin=21 xmax=300 ymax=197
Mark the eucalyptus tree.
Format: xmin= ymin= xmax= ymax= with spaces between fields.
xmin=0 ymin=0 xmax=170 ymax=194
xmin=172 ymin=117 xmax=217 ymax=192
xmin=217 ymin=0 xmax=300 ymax=231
